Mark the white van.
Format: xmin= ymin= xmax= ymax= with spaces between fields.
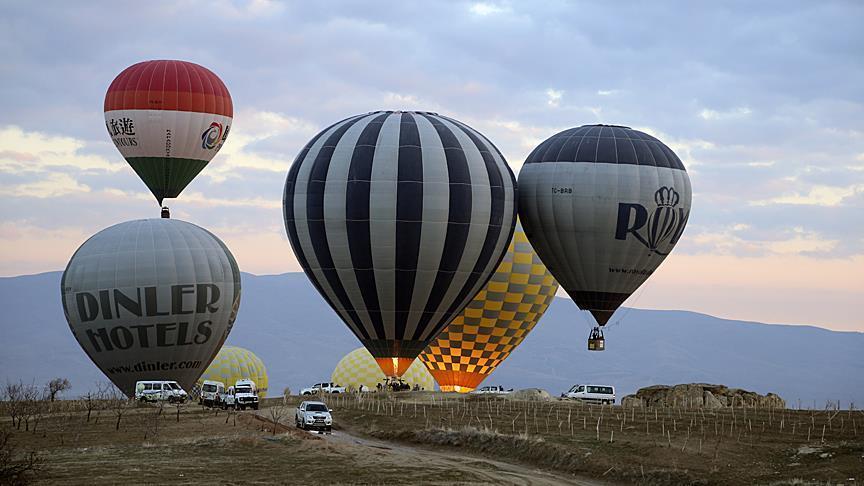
xmin=135 ymin=381 xmax=188 ymax=403
xmin=199 ymin=380 xmax=225 ymax=407
xmin=562 ymin=384 xmax=616 ymax=405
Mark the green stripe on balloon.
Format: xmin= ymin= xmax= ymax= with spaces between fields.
xmin=125 ymin=157 xmax=209 ymax=204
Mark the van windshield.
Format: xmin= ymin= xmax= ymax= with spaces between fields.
xmin=169 ymin=383 xmax=181 ymax=390
xmin=202 ymin=384 xmax=217 ymax=392
xmin=236 ymin=386 xmax=252 ymax=394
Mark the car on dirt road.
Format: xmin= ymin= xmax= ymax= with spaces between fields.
xmin=300 ymin=382 xmax=345 ymax=395
xmin=562 ymin=384 xmax=616 ymax=404
xmin=471 ymin=385 xmax=513 ymax=395
xmin=295 ymin=401 xmax=333 ymax=433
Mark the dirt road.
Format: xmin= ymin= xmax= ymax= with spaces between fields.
xmin=254 ymin=410 xmax=607 ymax=485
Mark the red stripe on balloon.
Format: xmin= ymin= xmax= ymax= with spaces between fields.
xmin=104 ymin=60 xmax=233 ymax=117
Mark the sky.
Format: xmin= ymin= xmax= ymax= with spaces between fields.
xmin=0 ymin=1 xmax=862 ymax=331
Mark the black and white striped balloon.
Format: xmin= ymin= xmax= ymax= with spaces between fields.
xmin=283 ymin=111 xmax=516 ymax=377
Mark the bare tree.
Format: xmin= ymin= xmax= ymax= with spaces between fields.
xmin=2 ymin=382 xmax=23 ymax=430
xmin=0 ymin=427 xmax=42 ymax=484
xmin=15 ymin=382 xmax=41 ymax=432
xmin=268 ymin=405 xmax=288 ymax=435
xmin=106 ymin=386 xmax=131 ymax=431
xmin=46 ymin=378 xmax=71 ymax=402
xmin=175 ymin=401 xmax=185 ymax=423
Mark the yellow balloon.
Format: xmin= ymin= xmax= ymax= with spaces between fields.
xmin=198 ymin=346 xmax=269 ymax=398
xmin=420 ymin=223 xmax=558 ymax=392
xmin=332 ymin=347 xmax=435 ymax=391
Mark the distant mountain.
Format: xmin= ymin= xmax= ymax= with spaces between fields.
xmin=2 ymin=271 xmax=862 ymax=406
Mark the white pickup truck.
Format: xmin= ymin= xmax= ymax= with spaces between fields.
xmin=222 ymin=379 xmax=260 ymax=410
xmin=295 ymin=400 xmax=333 ymax=433
xmin=562 ymin=384 xmax=616 ymax=405
xmin=300 ymin=382 xmax=345 ymax=395
xmin=471 ymin=385 xmax=513 ymax=395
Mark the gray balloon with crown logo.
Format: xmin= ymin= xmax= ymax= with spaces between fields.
xmin=518 ymin=125 xmax=692 ymax=349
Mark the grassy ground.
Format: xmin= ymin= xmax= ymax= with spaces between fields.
xmin=323 ymin=392 xmax=864 ymax=485
xmin=2 ymin=394 xmax=862 ymax=485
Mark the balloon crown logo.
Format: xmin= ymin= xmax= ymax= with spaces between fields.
xmin=615 ymin=186 xmax=689 ymax=256
xmin=201 ymin=122 xmax=223 ymax=149
xmin=654 ymin=187 xmax=679 ymax=207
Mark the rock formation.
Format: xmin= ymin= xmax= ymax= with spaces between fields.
xmin=620 ymin=383 xmax=785 ymax=409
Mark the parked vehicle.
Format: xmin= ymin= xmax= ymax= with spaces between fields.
xmin=134 ymin=381 xmax=188 ymax=403
xmin=222 ymin=379 xmax=260 ymax=410
xmin=295 ymin=401 xmax=333 ymax=433
xmin=562 ymin=384 xmax=616 ymax=404
xmin=300 ymin=382 xmax=345 ymax=395
xmin=471 ymin=385 xmax=513 ymax=395
xmin=199 ymin=380 xmax=225 ymax=407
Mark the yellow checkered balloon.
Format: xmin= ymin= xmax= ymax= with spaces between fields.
xmin=332 ymin=347 xmax=435 ymax=391
xmin=420 ymin=222 xmax=558 ymax=392
xmin=197 ymin=346 xmax=269 ymax=397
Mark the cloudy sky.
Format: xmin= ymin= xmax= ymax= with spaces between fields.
xmin=1 ymin=1 xmax=862 ymax=331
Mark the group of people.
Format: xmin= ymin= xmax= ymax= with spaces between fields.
xmin=372 ymin=379 xmax=423 ymax=392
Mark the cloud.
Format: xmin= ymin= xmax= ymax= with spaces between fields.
xmin=0 ymin=126 xmax=118 ymax=173
xmin=687 ymin=225 xmax=839 ymax=257
xmin=751 ymin=184 xmax=864 ymax=207
xmin=0 ymin=173 xmax=90 ymax=198
xmin=1 ymin=1 xmax=863 ymax=330
xmin=699 ymin=106 xmax=753 ymax=120
xmin=469 ymin=3 xmax=511 ymax=16
xmin=545 ymin=89 xmax=563 ymax=107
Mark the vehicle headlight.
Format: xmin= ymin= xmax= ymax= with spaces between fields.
xmin=306 ymin=417 xmax=314 ymax=422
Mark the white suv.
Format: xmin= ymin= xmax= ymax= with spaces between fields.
xmin=295 ymin=401 xmax=333 ymax=433
xmin=300 ymin=382 xmax=345 ymax=395
xmin=562 ymin=384 xmax=616 ymax=404
xmin=222 ymin=379 xmax=260 ymax=410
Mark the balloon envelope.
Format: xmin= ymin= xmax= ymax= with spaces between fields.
xmin=420 ymin=222 xmax=558 ymax=392
xmin=283 ymin=111 xmax=516 ymax=377
xmin=518 ymin=124 xmax=691 ymax=327
xmin=104 ymin=60 xmax=233 ymax=204
xmin=61 ymin=219 xmax=241 ymax=396
xmin=197 ymin=345 xmax=268 ymax=397
xmin=332 ymin=347 xmax=435 ymax=392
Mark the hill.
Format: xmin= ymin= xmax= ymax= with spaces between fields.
xmin=1 ymin=271 xmax=861 ymax=406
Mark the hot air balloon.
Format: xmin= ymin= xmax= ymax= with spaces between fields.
xmin=104 ymin=60 xmax=232 ymax=212
xmin=420 ymin=222 xmax=558 ymax=392
xmin=197 ymin=345 xmax=268 ymax=397
xmin=61 ymin=219 xmax=241 ymax=396
xmin=283 ymin=111 xmax=517 ymax=377
xmin=332 ymin=347 xmax=436 ymax=392
xmin=518 ymin=125 xmax=691 ymax=350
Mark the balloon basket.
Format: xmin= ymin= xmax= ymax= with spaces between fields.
xmin=588 ymin=327 xmax=605 ymax=351
xmin=161 ymin=206 xmax=170 ymax=219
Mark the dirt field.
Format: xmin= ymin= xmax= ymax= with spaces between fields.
xmin=2 ymin=394 xmax=862 ymax=485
